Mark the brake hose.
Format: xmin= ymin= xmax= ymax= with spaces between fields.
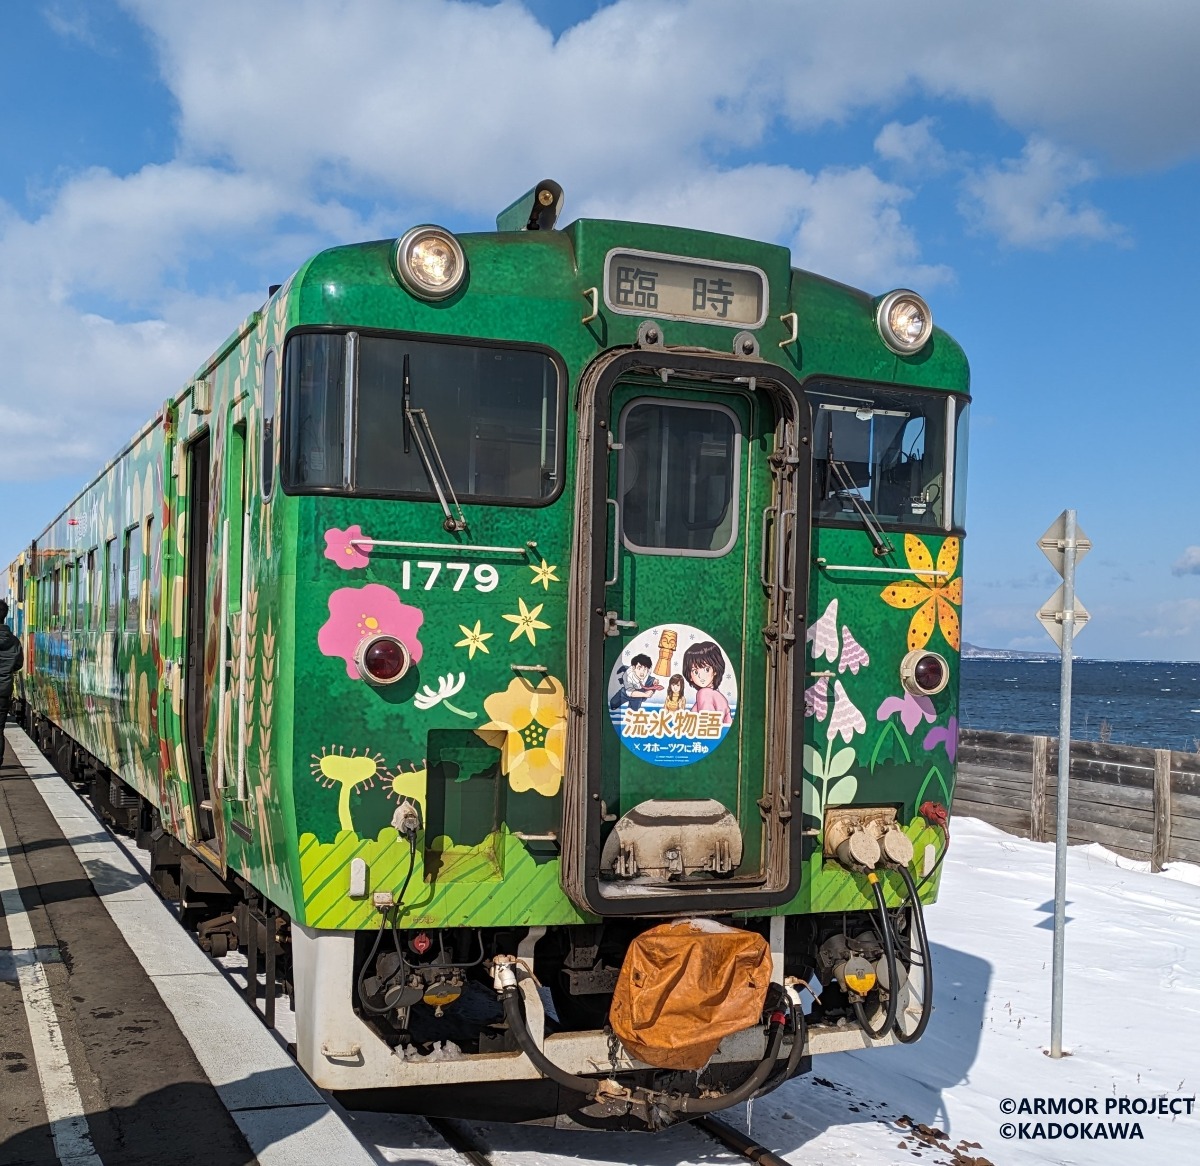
xmin=497 ymin=974 xmax=789 ymax=1120
xmin=677 ymin=1012 xmax=787 ymax=1114
xmin=754 ymin=989 xmax=807 ymax=1098
xmin=892 ymin=863 xmax=934 ymax=1043
xmin=852 ymin=872 xmax=900 ymax=1039
xmin=356 ymin=830 xmax=418 ymax=1014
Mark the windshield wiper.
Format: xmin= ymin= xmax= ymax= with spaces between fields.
xmin=403 ymin=354 xmax=468 ymax=533
xmin=824 ymin=425 xmax=894 ymax=558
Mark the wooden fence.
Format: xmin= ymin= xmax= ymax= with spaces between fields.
xmin=954 ymin=729 xmax=1200 ymax=870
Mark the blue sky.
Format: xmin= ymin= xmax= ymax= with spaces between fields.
xmin=2 ymin=0 xmax=1199 ymax=659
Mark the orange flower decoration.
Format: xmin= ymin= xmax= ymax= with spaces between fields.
xmin=881 ymin=535 xmax=963 ymax=651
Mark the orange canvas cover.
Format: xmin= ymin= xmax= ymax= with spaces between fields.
xmin=608 ymin=919 xmax=771 ymax=1070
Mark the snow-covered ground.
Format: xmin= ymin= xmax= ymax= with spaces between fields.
xmin=353 ymin=817 xmax=1200 ymax=1165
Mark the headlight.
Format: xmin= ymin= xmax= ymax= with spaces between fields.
xmin=394 ymin=225 xmax=466 ymax=300
xmin=876 ymin=289 xmax=932 ymax=355
xmin=900 ymin=649 xmax=949 ymax=696
xmin=355 ymin=635 xmax=412 ymax=685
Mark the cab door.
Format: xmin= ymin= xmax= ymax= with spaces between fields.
xmin=563 ymin=351 xmax=809 ymax=916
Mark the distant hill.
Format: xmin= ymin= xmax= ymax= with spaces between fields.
xmin=961 ymin=641 xmax=1057 ymax=661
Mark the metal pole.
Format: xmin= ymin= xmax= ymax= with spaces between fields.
xmin=1050 ymin=509 xmax=1077 ymax=1058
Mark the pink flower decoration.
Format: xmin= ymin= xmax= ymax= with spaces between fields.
xmin=877 ymin=691 xmax=937 ymax=734
xmin=806 ymin=599 xmax=839 ymax=662
xmin=923 ymin=717 xmax=959 ymax=762
xmin=324 ymin=525 xmax=371 ymax=570
xmin=318 ymin=584 xmax=424 ymax=678
xmin=827 ymin=680 xmax=866 ymax=744
xmin=838 ymin=626 xmax=870 ymax=674
xmin=804 ymin=676 xmax=829 ymax=720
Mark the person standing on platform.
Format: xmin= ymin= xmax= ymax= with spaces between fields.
xmin=0 ymin=599 xmax=23 ymax=766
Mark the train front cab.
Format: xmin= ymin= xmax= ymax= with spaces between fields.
xmin=286 ymin=341 xmax=814 ymax=1125
xmin=271 ymin=219 xmax=964 ymax=1127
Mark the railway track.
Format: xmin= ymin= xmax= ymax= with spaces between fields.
xmin=695 ymin=1116 xmax=795 ymax=1166
xmin=424 ymin=1112 xmax=795 ymax=1166
xmin=426 ymin=1116 xmax=496 ymax=1165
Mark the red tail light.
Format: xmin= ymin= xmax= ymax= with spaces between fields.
xmin=355 ymin=635 xmax=411 ymax=685
xmin=900 ymin=649 xmax=949 ymax=696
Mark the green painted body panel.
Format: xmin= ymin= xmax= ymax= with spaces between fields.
xmin=11 ymin=216 xmax=967 ymax=933
xmin=776 ymin=523 xmax=961 ymax=916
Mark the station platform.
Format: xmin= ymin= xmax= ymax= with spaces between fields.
xmin=0 ymin=725 xmax=377 ymax=1166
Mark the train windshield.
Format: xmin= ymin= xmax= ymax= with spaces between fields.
xmin=808 ymin=381 xmax=966 ymax=531
xmin=281 ymin=330 xmax=561 ymax=504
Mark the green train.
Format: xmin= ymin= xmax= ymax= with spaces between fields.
xmin=5 ymin=180 xmax=968 ymax=1128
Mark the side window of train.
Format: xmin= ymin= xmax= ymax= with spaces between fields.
xmin=228 ymin=422 xmax=247 ymax=610
xmin=146 ymin=516 xmax=160 ymax=634
xmin=105 ymin=537 xmax=119 ymax=631
xmin=74 ymin=555 xmax=87 ymax=630
xmin=90 ymin=548 xmax=102 ymax=625
xmin=16 ymin=564 xmax=23 ymax=603
xmin=261 ymin=349 xmax=277 ymax=501
xmin=86 ymin=549 xmax=96 ymax=629
xmin=123 ymin=524 xmax=142 ymax=631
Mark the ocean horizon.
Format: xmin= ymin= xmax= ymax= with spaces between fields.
xmin=959 ymin=657 xmax=1200 ymax=752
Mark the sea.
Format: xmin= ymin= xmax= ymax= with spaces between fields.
xmin=959 ymin=658 xmax=1200 ymax=752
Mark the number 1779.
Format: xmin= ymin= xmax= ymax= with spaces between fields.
xmin=400 ymin=560 xmax=498 ymax=593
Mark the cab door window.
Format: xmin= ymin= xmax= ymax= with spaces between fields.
xmin=618 ymin=400 xmax=741 ymax=556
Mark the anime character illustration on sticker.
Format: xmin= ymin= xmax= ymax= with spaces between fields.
xmin=607 ymin=624 xmax=738 ymax=768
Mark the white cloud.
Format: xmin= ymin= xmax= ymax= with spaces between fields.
xmin=0 ymin=154 xmax=396 ymax=481
xmin=874 ymin=119 xmax=950 ymax=174
xmin=123 ymin=0 xmax=1200 ymax=181
xmin=0 ymin=285 xmax=259 ymax=481
xmin=2 ymin=165 xmax=296 ymax=306
xmin=1138 ymin=598 xmax=1200 ymax=640
xmin=959 ymin=137 xmax=1124 ymax=249
xmin=0 ymin=160 xmax=334 ymax=481
xmin=42 ymin=3 xmax=99 ymax=47
xmin=791 ymin=166 xmax=952 ymax=290
xmin=578 ymin=163 xmax=951 ymax=292
xmin=1172 ymin=547 xmax=1200 ymax=577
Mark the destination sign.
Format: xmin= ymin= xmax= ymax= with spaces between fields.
xmin=603 ymin=249 xmax=767 ymax=329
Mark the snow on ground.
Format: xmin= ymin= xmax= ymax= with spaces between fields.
xmin=359 ymin=817 xmax=1200 ymax=1165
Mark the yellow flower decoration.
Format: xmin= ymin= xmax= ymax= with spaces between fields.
xmin=455 ymin=619 xmax=493 ymax=659
xmin=880 ymin=535 xmax=963 ymax=651
xmin=503 ymin=596 xmax=550 ymax=645
xmin=529 ymin=559 xmax=560 ymax=590
xmin=475 ymin=676 xmax=567 ymax=797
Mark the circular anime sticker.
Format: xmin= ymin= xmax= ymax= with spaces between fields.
xmin=606 ymin=624 xmax=738 ymax=767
